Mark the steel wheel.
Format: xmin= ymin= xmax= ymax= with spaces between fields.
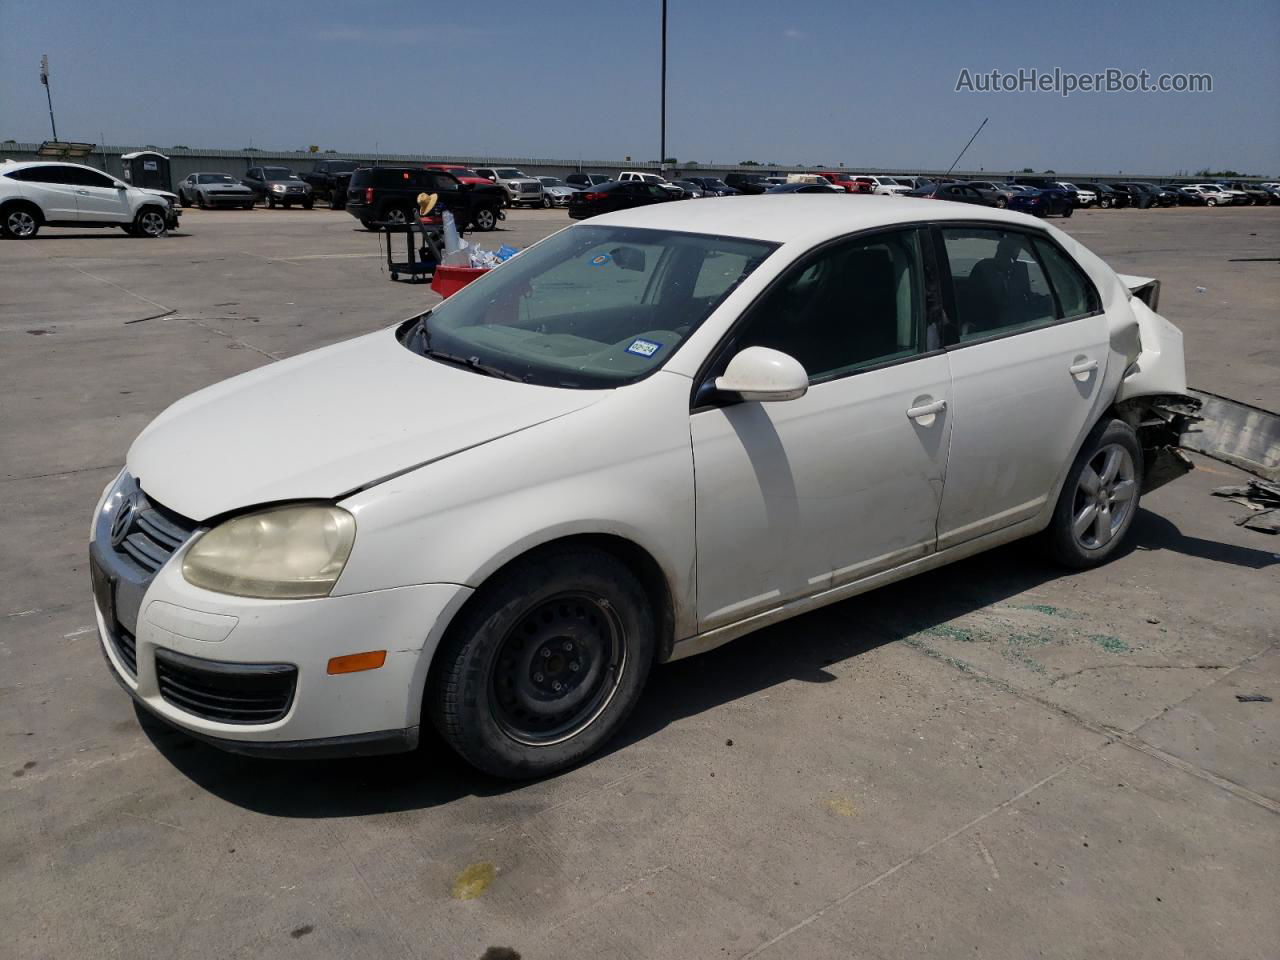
xmin=489 ymin=593 xmax=627 ymax=747
xmin=1071 ymin=444 xmax=1137 ymax=551
xmin=6 ymin=208 xmax=38 ymax=237
xmin=474 ymin=207 xmax=497 ymax=231
xmin=136 ymin=209 xmax=167 ymax=237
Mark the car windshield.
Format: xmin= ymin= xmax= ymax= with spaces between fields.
xmin=539 ymin=177 xmax=566 ymax=186
xmin=494 ymin=168 xmax=524 ymax=178
xmin=704 ymin=179 xmax=729 ymax=189
xmin=199 ymin=174 xmax=237 ymax=184
xmin=263 ymin=167 xmax=297 ymax=180
xmin=324 ymin=161 xmax=359 ymax=172
xmin=404 ymin=225 xmax=777 ymax=389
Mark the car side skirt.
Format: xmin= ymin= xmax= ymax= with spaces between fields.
xmin=668 ymin=514 xmax=1046 ymax=662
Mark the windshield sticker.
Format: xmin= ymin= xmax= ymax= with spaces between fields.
xmin=625 ymin=338 xmax=662 ymax=358
xmin=589 ymin=253 xmax=612 ymax=267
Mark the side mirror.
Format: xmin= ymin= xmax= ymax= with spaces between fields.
xmin=714 ymin=347 xmax=808 ymax=402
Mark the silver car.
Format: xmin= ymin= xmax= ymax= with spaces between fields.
xmin=475 ymin=167 xmax=544 ymax=207
xmin=967 ymin=181 xmax=1025 ymax=209
xmin=177 ymin=173 xmax=256 ymax=210
xmin=537 ymin=176 xmax=578 ymax=208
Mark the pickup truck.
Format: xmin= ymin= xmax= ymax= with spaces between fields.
xmin=344 ymin=166 xmax=507 ymax=231
xmin=813 ymin=171 xmax=872 ymax=194
xmin=301 ymin=159 xmax=363 ymax=209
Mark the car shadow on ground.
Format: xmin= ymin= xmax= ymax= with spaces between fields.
xmin=141 ymin=507 xmax=1276 ymax=817
xmin=16 ymin=232 xmax=191 ymax=241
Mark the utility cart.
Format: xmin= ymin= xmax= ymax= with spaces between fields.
xmin=377 ymin=218 xmax=446 ymax=282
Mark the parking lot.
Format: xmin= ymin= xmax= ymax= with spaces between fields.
xmin=2 ymin=205 xmax=1278 ymax=959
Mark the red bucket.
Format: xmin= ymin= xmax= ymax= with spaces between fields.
xmin=431 ymin=265 xmax=489 ymax=298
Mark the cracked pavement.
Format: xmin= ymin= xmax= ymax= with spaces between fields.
xmin=2 ymin=207 xmax=1278 ymax=959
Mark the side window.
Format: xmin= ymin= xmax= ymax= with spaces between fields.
xmin=19 ymin=165 xmax=75 ymax=184
xmin=1033 ymin=238 xmax=1101 ymax=319
xmin=647 ymin=185 xmax=668 ymax=199
xmin=64 ymin=167 xmax=115 ymax=188
xmin=941 ymin=228 xmax=1057 ymax=342
xmin=724 ymin=229 xmax=928 ymax=384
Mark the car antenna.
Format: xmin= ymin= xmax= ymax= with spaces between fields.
xmin=945 ymin=117 xmax=988 ymax=176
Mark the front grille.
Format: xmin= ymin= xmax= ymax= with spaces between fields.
xmin=518 ymin=183 xmax=539 ymax=194
xmin=115 ymin=498 xmax=196 ymax=575
xmin=155 ymin=648 xmax=296 ymax=725
xmin=113 ymin=627 xmax=138 ymax=677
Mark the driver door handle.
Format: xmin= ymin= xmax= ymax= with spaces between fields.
xmin=906 ymin=399 xmax=947 ymax=420
xmin=1069 ymin=358 xmax=1099 ymax=376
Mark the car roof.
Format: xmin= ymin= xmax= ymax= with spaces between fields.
xmin=2 ymin=160 xmax=101 ymax=171
xmin=586 ymin=195 xmax=1047 ymax=244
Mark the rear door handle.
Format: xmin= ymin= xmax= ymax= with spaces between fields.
xmin=1069 ymin=359 xmax=1099 ymax=376
xmin=906 ymin=399 xmax=947 ymax=420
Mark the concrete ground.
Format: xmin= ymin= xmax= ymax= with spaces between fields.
xmin=1 ymin=204 xmax=1277 ymax=960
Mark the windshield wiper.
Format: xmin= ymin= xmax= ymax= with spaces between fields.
xmin=422 ymin=346 xmax=529 ymax=383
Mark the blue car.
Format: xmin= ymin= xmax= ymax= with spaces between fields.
xmin=1007 ymin=186 xmax=1074 ymax=218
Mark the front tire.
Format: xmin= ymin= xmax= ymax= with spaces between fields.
xmin=303 ymin=199 xmax=314 ymax=210
xmin=1044 ymin=419 xmax=1143 ymax=569
xmin=429 ymin=547 xmax=656 ymax=779
xmin=132 ymin=207 xmax=168 ymax=238
xmin=995 ymin=196 xmax=1008 ymax=208
xmin=541 ymin=195 xmax=553 ymax=209
xmin=473 ymin=206 xmax=498 ymax=231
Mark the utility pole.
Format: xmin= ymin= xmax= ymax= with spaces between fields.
xmin=659 ymin=0 xmax=667 ymax=175
xmin=945 ymin=117 xmax=988 ymax=176
xmin=40 ymin=55 xmax=59 ymax=141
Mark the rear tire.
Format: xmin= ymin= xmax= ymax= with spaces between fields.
xmin=1 ymin=203 xmax=41 ymax=238
xmin=1061 ymin=204 xmax=1073 ymax=218
xmin=428 ymin=547 xmax=656 ymax=779
xmin=1044 ymin=419 xmax=1143 ymax=569
xmin=384 ymin=206 xmax=410 ymax=226
xmin=303 ymin=199 xmax=314 ymax=210
xmin=473 ymin=206 xmax=498 ymax=231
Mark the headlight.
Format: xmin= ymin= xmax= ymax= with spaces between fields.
xmin=182 ymin=504 xmax=355 ymax=599
xmin=271 ymin=183 xmax=285 ymax=192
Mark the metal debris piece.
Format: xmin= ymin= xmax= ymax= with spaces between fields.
xmin=1235 ymin=694 xmax=1273 ymax=703
xmin=1236 ymin=510 xmax=1280 ymax=534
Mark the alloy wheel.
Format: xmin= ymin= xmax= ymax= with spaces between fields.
xmin=138 ymin=210 xmax=167 ymax=236
xmin=7 ymin=210 xmax=37 ymax=237
xmin=1071 ymin=444 xmax=1137 ymax=551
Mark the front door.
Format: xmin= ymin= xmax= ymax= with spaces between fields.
xmin=68 ymin=166 xmax=132 ymax=223
xmin=934 ymin=225 xmax=1110 ymax=548
xmin=691 ymin=227 xmax=952 ymax=630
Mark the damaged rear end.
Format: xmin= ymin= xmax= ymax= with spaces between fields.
xmin=1109 ymin=274 xmax=1201 ymax=493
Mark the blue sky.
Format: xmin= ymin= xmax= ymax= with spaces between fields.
xmin=2 ymin=0 xmax=1277 ymax=174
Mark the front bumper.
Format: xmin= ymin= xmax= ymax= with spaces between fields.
xmin=90 ymin=473 xmax=470 ymax=757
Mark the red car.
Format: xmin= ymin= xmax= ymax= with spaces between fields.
xmin=814 ymin=171 xmax=873 ymax=194
xmin=423 ymin=163 xmax=492 ymax=188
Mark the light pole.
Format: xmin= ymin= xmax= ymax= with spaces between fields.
xmin=659 ymin=0 xmax=667 ymax=175
xmin=40 ymin=54 xmax=59 ymax=141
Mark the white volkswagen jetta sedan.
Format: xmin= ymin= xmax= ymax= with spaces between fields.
xmin=91 ymin=197 xmax=1193 ymax=777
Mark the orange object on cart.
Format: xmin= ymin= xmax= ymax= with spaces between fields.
xmin=431 ymin=264 xmax=489 ymax=298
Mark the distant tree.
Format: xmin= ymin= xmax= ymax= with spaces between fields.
xmin=242 ymin=147 xmax=260 ymax=152
xmin=1196 ymin=167 xmax=1243 ymax=177
xmin=324 ymin=149 xmax=337 ymax=154
xmin=1021 ymin=167 xmax=1033 ymax=173
xmin=171 ymin=144 xmax=189 ymax=150
xmin=662 ymin=157 xmax=677 ymax=164
xmin=1042 ymin=169 xmax=1056 ymax=174
xmin=741 ymin=160 xmax=760 ymax=166
xmin=685 ymin=160 xmax=699 ymax=167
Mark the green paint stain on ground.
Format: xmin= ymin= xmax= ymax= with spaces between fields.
xmin=1014 ymin=603 xmax=1085 ymax=620
xmin=1089 ymin=634 xmax=1131 ymax=654
xmin=1002 ymin=649 xmax=1048 ymax=673
xmin=925 ymin=625 xmax=989 ymax=643
xmin=451 ymin=862 xmax=496 ymax=900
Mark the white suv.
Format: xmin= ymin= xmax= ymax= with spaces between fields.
xmin=0 ymin=160 xmax=180 ymax=238
xmin=849 ymin=174 xmax=911 ymax=196
xmin=618 ymin=171 xmax=684 ymax=197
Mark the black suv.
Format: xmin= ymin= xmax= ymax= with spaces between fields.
xmin=301 ymin=159 xmax=362 ymax=209
xmin=345 ymin=166 xmax=507 ymax=231
xmin=1075 ymin=182 xmax=1128 ymax=209
xmin=723 ymin=173 xmax=770 ymax=195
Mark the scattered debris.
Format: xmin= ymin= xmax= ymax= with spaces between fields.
xmin=725 ymin=738 xmax=734 ymax=747
xmin=124 ymin=308 xmax=177 ymax=325
xmin=1235 ymin=694 xmax=1272 ymax=703
xmin=1238 ymin=511 xmax=1280 ymax=533
xmin=1213 ymin=478 xmax=1280 ymax=533
xmin=1145 ymin=616 xmax=1161 ymax=625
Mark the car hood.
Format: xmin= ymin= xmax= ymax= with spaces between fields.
xmin=140 ymin=188 xmax=178 ymax=202
xmin=204 ymin=182 xmax=252 ymax=191
xmin=267 ymin=179 xmax=308 ymax=187
xmin=128 ymin=326 xmax=603 ymax=521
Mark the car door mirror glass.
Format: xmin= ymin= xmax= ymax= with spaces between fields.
xmin=714 ymin=347 xmax=808 ymax=402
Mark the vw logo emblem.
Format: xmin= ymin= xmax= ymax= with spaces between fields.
xmin=109 ymin=493 xmax=137 ymax=547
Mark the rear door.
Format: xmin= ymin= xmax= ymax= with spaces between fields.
xmin=11 ymin=165 xmax=81 ymax=221
xmin=934 ymin=224 xmax=1109 ymax=548
xmin=690 ymin=227 xmax=952 ymax=628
